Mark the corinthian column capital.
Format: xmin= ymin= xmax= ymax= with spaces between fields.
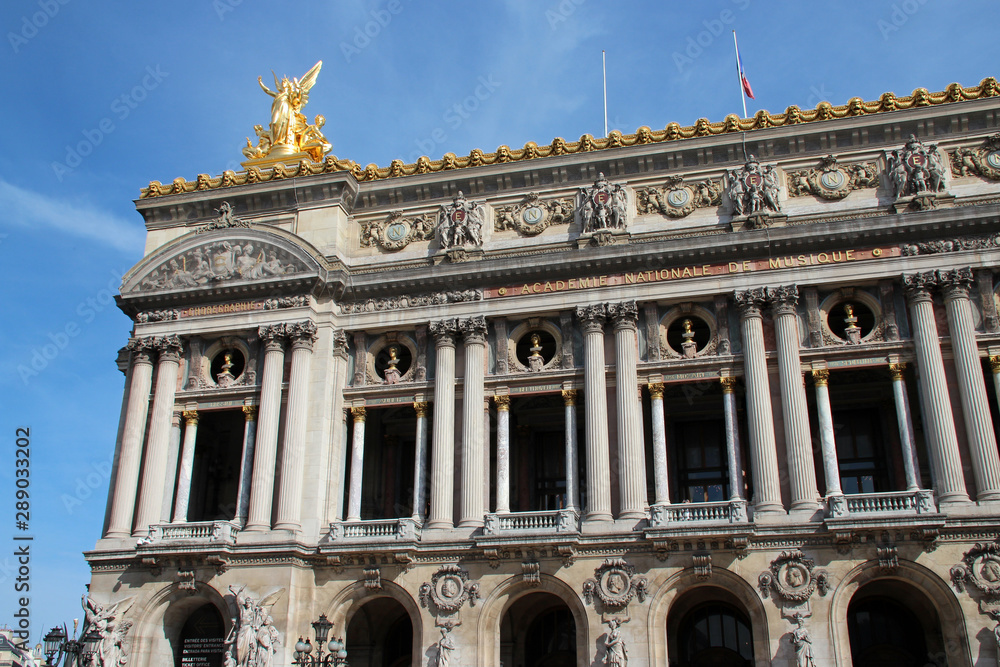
xmin=576 ymin=304 xmax=607 ymax=333
xmin=903 ymin=271 xmax=937 ymax=303
xmin=459 ymin=315 xmax=488 ymax=344
xmin=766 ymin=284 xmax=799 ymax=316
xmin=429 ymin=318 xmax=458 ymax=344
xmin=733 ymin=288 xmax=767 ymax=319
xmin=258 ymin=324 xmax=287 ymax=351
xmin=127 ymin=336 xmax=158 ymax=363
xmin=607 ymin=300 xmax=639 ymax=330
xmin=287 ymin=320 xmax=318 ymax=351
xmin=154 ymin=334 xmax=184 ymax=362
xmin=937 ymin=267 xmax=975 ymax=300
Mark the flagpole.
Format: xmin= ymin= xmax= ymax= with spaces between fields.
xmin=733 ymin=31 xmax=749 ymax=160
xmin=602 ymin=50 xmax=608 ymax=137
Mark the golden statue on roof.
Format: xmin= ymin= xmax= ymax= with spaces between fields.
xmin=242 ymin=60 xmax=331 ymax=166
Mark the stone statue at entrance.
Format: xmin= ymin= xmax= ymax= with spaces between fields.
xmin=83 ymin=594 xmax=134 ymax=667
xmin=228 ymin=585 xmax=284 ymax=667
xmin=604 ymin=617 xmax=629 ymax=667
xmin=790 ymin=614 xmax=816 ymax=667
xmin=434 ymin=625 xmax=456 ymax=667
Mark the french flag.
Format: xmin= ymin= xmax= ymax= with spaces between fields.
xmin=737 ymin=50 xmax=755 ymax=100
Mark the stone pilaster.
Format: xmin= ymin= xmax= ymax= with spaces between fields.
xmin=562 ymin=389 xmax=580 ymax=511
xmin=733 ymin=289 xmax=783 ymax=514
xmin=608 ymin=301 xmax=647 ymax=519
xmin=236 ymin=405 xmax=258 ymax=523
xmin=720 ymin=377 xmax=744 ymax=500
xmin=411 ymin=402 xmax=430 ymax=521
xmin=648 ymin=382 xmax=670 ymax=506
xmin=172 ymin=409 xmax=200 ymax=523
xmin=767 ymin=286 xmax=820 ymax=513
xmin=903 ymin=272 xmax=969 ymax=503
xmin=134 ymin=335 xmax=184 ymax=536
xmin=326 ymin=329 xmax=350 ymax=524
xmin=106 ymin=337 xmax=157 ymax=538
xmin=576 ymin=304 xmax=612 ymax=521
xmin=346 ymin=407 xmax=367 ymax=521
xmin=273 ymin=321 xmax=317 ymax=531
xmin=161 ymin=410 xmax=183 ymax=522
xmin=811 ymin=370 xmax=842 ymax=497
xmin=459 ymin=316 xmax=488 ymax=527
xmin=939 ymin=268 xmax=1000 ymax=501
xmin=889 ymin=364 xmax=921 ymax=491
xmin=494 ymin=395 xmax=511 ymax=514
xmin=427 ymin=319 xmax=458 ymax=529
xmin=245 ymin=324 xmax=287 ymax=531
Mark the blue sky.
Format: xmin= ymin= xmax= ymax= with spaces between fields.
xmin=0 ymin=0 xmax=995 ymax=645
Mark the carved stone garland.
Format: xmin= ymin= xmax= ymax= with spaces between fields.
xmin=360 ymin=210 xmax=435 ymax=252
xmin=786 ymin=154 xmax=879 ymax=200
xmin=951 ymin=540 xmax=1000 ymax=615
xmin=582 ymin=558 xmax=648 ymax=610
xmin=494 ymin=192 xmax=574 ymax=236
xmin=419 ymin=564 xmax=481 ymax=616
xmin=636 ymin=174 xmax=722 ymax=218
xmin=950 ymin=133 xmax=1000 ymax=181
xmin=758 ymin=550 xmax=829 ymax=617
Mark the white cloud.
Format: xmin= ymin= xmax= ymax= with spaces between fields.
xmin=0 ymin=179 xmax=144 ymax=253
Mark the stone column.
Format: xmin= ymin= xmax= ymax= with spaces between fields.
xmin=562 ymin=389 xmax=580 ymax=511
xmin=720 ymin=377 xmax=744 ymax=500
xmin=171 ymin=410 xmax=199 ymax=523
xmin=811 ymin=370 xmax=842 ymax=497
xmin=412 ymin=401 xmax=430 ymax=521
xmin=245 ymin=324 xmax=287 ymax=532
xmin=608 ymin=301 xmax=647 ymax=519
xmin=991 ymin=356 xmax=1000 ymax=426
xmin=236 ymin=405 xmax=258 ymax=523
xmin=494 ymin=395 xmax=511 ymax=514
xmin=106 ymin=337 xmax=157 ymax=538
xmin=161 ymin=410 xmax=183 ymax=522
xmin=767 ymin=286 xmax=820 ymax=513
xmin=134 ymin=335 xmax=184 ymax=536
xmin=903 ymin=272 xmax=970 ymax=503
xmin=733 ymin=289 xmax=783 ymax=514
xmin=889 ymin=364 xmax=921 ymax=491
xmin=576 ymin=305 xmax=612 ymax=522
xmin=940 ymin=268 xmax=1000 ymax=501
xmin=274 ymin=321 xmax=318 ymax=531
xmin=346 ymin=407 xmax=367 ymax=521
xmin=427 ymin=319 xmax=458 ymax=529
xmin=648 ymin=382 xmax=670 ymax=506
xmin=459 ymin=316 xmax=488 ymax=528
xmin=327 ymin=329 xmax=350 ymax=524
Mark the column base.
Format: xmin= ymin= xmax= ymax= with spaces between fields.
xmin=272 ymin=522 xmax=300 ymax=532
xmin=425 ymin=520 xmax=454 ymax=530
xmin=104 ymin=530 xmax=130 ymax=540
xmin=584 ymin=511 xmax=613 ymax=522
xmin=938 ymin=491 xmax=972 ymax=505
xmin=242 ymin=522 xmax=270 ymax=532
xmin=752 ymin=501 xmax=785 ymax=516
xmin=617 ymin=509 xmax=646 ymax=520
xmin=976 ymin=490 xmax=1000 ymax=503
xmin=789 ymin=499 xmax=822 ymax=512
xmin=457 ymin=519 xmax=484 ymax=528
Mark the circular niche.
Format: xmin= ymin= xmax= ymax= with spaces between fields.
xmin=665 ymin=315 xmax=712 ymax=357
xmin=375 ymin=343 xmax=413 ymax=382
xmin=515 ymin=329 xmax=557 ymax=371
xmin=827 ymin=300 xmax=875 ymax=343
xmin=210 ymin=348 xmax=245 ymax=387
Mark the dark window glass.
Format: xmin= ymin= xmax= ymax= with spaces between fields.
xmin=678 ymin=603 xmax=753 ymax=667
xmin=674 ymin=420 xmax=728 ymax=502
xmin=833 ymin=407 xmax=889 ymax=494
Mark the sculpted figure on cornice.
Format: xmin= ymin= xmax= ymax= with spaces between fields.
xmin=727 ymin=155 xmax=781 ymax=220
xmin=578 ymin=173 xmax=628 ymax=232
xmin=360 ymin=210 xmax=435 ymax=252
xmin=438 ymin=191 xmax=485 ymax=248
xmin=786 ymin=155 xmax=879 ymax=200
xmin=494 ymin=192 xmax=574 ymax=236
xmin=636 ymin=175 xmax=722 ymax=219
xmin=197 ymin=201 xmax=252 ymax=234
xmin=950 ymin=133 xmax=1000 ymax=181
xmin=886 ymin=134 xmax=948 ymax=199
xmin=137 ymin=240 xmax=305 ymax=292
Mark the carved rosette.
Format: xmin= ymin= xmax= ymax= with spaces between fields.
xmin=636 ymin=175 xmax=722 ymax=218
xmin=360 ymin=210 xmax=435 ymax=252
xmin=577 ymin=173 xmax=628 ymax=233
xmin=950 ymin=133 xmax=1000 ymax=181
xmin=950 ymin=540 xmax=1000 ymax=601
xmin=459 ymin=315 xmax=488 ymax=345
xmin=576 ymin=304 xmax=608 ymax=334
xmin=766 ymin=285 xmax=799 ymax=316
xmin=286 ymin=320 xmax=318 ymax=351
xmin=758 ymin=550 xmax=829 ymax=605
xmin=733 ymin=288 xmax=767 ymax=319
xmin=582 ymin=558 xmax=648 ymax=609
xmin=786 ymin=154 xmax=879 ymax=200
xmin=494 ymin=192 xmax=574 ymax=236
xmin=418 ymin=564 xmax=480 ymax=615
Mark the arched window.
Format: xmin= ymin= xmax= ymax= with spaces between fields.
xmin=677 ymin=602 xmax=753 ymax=667
xmin=176 ymin=603 xmax=225 ymax=667
xmin=848 ymin=596 xmax=927 ymax=667
xmin=500 ymin=592 xmax=577 ymax=667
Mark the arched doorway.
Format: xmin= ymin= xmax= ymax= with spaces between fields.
xmin=176 ymin=603 xmax=226 ymax=667
xmin=847 ymin=582 xmax=937 ymax=667
xmin=345 ymin=597 xmax=412 ymax=667
xmin=667 ymin=588 xmax=754 ymax=667
xmin=500 ymin=592 xmax=576 ymax=667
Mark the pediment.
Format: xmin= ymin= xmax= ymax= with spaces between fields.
xmin=122 ymin=227 xmax=325 ymax=295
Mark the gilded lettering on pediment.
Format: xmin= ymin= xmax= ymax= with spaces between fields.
xmin=786 ymin=155 xmax=879 ymax=200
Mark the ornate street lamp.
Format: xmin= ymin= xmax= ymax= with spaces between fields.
xmin=43 ymin=625 xmax=67 ymax=665
xmin=292 ymin=614 xmax=348 ymax=665
xmin=42 ymin=621 xmax=102 ymax=667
